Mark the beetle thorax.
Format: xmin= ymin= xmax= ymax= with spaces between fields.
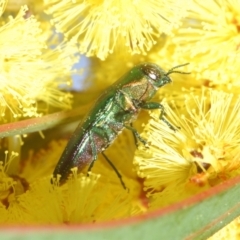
xmin=121 ymin=77 xmax=157 ymax=104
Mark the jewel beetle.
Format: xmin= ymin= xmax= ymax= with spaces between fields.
xmin=53 ymin=62 xmax=189 ymax=188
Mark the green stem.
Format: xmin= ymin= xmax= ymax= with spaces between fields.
xmin=0 ymin=105 xmax=90 ymax=138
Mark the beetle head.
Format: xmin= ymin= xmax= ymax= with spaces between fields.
xmin=142 ymin=63 xmax=190 ymax=89
xmin=142 ymin=63 xmax=171 ymax=88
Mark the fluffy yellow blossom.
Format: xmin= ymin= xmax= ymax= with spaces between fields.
xmin=171 ymin=0 xmax=240 ymax=85
xmin=0 ymin=0 xmax=239 ymax=237
xmin=0 ymin=138 xmax=144 ymax=224
xmin=134 ymin=88 xmax=240 ymax=209
xmin=44 ymin=0 xmax=189 ymax=60
xmin=0 ymin=3 xmax=78 ymax=123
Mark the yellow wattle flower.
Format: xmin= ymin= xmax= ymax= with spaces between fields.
xmin=134 ymin=88 xmax=240 ymax=209
xmin=44 ymin=0 xmax=189 ymax=60
xmin=0 ymin=0 xmax=239 ymax=238
xmin=172 ymin=0 xmax=240 ymax=85
xmin=0 ymin=3 xmax=79 ymax=123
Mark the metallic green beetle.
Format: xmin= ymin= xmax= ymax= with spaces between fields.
xmin=53 ymin=62 xmax=189 ymax=188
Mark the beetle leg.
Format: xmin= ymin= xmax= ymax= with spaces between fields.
xmin=124 ymin=124 xmax=148 ymax=146
xmin=101 ymin=152 xmax=128 ymax=190
xmin=130 ymin=123 xmax=139 ymax=147
xmin=139 ymin=102 xmax=177 ymax=131
xmin=115 ymin=89 xmax=138 ymax=113
xmin=86 ymin=127 xmax=127 ymax=190
xmin=87 ymin=126 xmax=118 ymax=173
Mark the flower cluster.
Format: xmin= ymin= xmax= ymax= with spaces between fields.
xmin=0 ymin=0 xmax=240 ymax=238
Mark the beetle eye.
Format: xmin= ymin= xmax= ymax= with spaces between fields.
xmin=142 ymin=65 xmax=162 ymax=81
xmin=148 ymin=71 xmax=157 ymax=80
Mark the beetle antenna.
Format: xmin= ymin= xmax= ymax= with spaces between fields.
xmin=166 ymin=63 xmax=190 ymax=76
xmin=167 ymin=70 xmax=191 ymax=75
